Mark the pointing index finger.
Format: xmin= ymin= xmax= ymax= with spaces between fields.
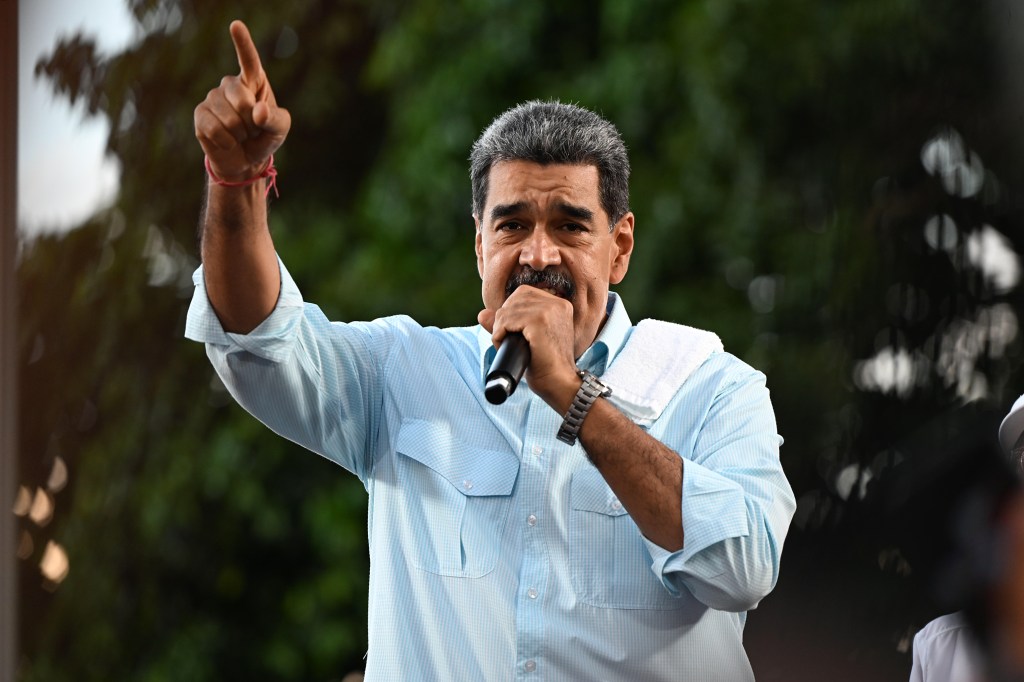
xmin=229 ymin=20 xmax=264 ymax=89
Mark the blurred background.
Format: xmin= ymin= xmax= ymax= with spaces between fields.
xmin=12 ymin=0 xmax=1024 ymax=679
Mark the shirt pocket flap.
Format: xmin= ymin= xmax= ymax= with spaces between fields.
xmin=571 ymin=467 xmax=628 ymax=517
xmin=396 ymin=418 xmax=519 ymax=497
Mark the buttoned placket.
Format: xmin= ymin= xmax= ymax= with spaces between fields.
xmin=514 ymin=392 xmax=562 ymax=680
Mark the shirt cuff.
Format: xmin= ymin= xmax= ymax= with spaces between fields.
xmin=184 ymin=256 xmax=306 ymax=363
xmin=644 ymin=457 xmax=750 ymax=594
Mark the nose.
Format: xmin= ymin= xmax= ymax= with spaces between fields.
xmin=519 ymin=227 xmax=561 ymax=271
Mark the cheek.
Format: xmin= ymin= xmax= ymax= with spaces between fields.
xmin=572 ymin=260 xmax=605 ymax=289
xmin=485 ymin=253 xmax=508 ymax=278
xmin=481 ymin=255 xmax=511 ymax=301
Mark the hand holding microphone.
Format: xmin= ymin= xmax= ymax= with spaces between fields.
xmin=477 ymin=283 xmax=579 ymax=408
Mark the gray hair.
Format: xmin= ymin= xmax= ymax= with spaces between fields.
xmin=469 ymin=100 xmax=630 ymax=228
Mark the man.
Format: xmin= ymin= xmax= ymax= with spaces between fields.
xmin=909 ymin=395 xmax=1024 ymax=682
xmin=188 ymin=20 xmax=795 ymax=681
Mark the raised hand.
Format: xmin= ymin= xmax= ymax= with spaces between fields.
xmin=194 ymin=20 xmax=291 ymax=182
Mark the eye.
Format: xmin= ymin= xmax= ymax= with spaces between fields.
xmin=562 ymin=223 xmax=588 ymax=233
xmin=497 ymin=221 xmax=525 ymax=232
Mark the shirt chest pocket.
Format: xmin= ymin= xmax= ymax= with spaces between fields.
xmin=570 ymin=467 xmax=685 ymax=610
xmin=395 ymin=419 xmax=520 ymax=578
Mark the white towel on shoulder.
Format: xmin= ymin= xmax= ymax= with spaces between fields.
xmin=602 ymin=319 xmax=723 ymax=426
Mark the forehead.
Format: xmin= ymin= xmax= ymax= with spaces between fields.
xmin=484 ymin=161 xmax=601 ymax=213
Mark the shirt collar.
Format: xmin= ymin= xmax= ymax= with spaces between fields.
xmin=477 ymin=291 xmax=633 ymax=381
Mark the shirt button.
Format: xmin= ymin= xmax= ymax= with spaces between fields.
xmin=524 ymin=660 xmax=537 ymax=673
xmin=532 ymin=445 xmax=543 ymax=456
xmin=611 ymin=498 xmax=622 ymax=511
xmin=527 ymin=587 xmax=538 ymax=599
xmin=463 ymin=480 xmax=473 ymax=491
xmin=527 ymin=514 xmax=537 ymax=527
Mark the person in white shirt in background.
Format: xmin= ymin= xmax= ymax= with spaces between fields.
xmin=910 ymin=394 xmax=1024 ymax=682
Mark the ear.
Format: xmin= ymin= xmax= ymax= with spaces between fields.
xmin=609 ymin=212 xmax=634 ymax=285
xmin=474 ymin=214 xmax=485 ymax=280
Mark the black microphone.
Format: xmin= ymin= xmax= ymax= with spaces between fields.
xmin=485 ymin=332 xmax=531 ymax=405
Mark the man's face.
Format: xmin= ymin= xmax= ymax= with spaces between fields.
xmin=475 ymin=160 xmax=634 ymax=358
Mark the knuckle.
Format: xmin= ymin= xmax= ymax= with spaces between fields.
xmin=193 ymin=111 xmax=211 ymax=135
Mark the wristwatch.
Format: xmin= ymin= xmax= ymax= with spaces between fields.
xmin=556 ymin=370 xmax=613 ymax=446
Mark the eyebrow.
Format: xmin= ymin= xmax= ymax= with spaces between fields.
xmin=488 ymin=201 xmax=595 ymax=222
xmin=490 ymin=202 xmax=528 ymax=221
xmin=556 ymin=202 xmax=594 ymax=222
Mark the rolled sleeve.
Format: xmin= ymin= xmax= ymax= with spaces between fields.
xmin=185 ymin=257 xmax=305 ymax=363
xmin=645 ymin=461 xmax=750 ymax=579
xmin=645 ymin=358 xmax=796 ymax=612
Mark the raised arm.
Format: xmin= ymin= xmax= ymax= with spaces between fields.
xmin=193 ymin=20 xmax=292 ymax=333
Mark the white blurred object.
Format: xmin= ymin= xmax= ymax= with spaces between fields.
xmin=1000 ymin=393 xmax=1024 ymax=454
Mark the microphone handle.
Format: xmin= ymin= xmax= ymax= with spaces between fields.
xmin=485 ymin=332 xmax=531 ymax=405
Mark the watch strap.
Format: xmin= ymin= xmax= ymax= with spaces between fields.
xmin=556 ymin=370 xmax=612 ymax=446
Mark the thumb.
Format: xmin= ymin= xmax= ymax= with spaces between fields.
xmin=477 ymin=309 xmax=496 ymax=334
xmin=252 ymin=101 xmax=292 ymax=137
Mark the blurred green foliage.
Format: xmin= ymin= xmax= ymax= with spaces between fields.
xmin=17 ymin=0 xmax=1024 ymax=679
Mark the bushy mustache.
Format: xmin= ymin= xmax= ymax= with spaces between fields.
xmin=505 ymin=267 xmax=576 ymax=301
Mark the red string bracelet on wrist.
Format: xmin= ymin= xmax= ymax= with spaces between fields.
xmin=204 ymin=155 xmax=279 ymax=198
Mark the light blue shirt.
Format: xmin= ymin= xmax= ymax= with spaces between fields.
xmin=186 ymin=259 xmax=796 ymax=681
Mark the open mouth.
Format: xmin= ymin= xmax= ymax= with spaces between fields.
xmin=505 ymin=268 xmax=576 ymax=301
